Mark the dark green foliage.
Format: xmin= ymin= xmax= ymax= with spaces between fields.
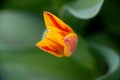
xmin=0 ymin=0 xmax=120 ymax=80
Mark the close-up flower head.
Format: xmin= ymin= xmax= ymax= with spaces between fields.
xmin=0 ymin=0 xmax=120 ymax=80
xmin=36 ymin=11 xmax=78 ymax=57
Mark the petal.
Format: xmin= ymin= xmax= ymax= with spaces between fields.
xmin=36 ymin=28 xmax=65 ymax=57
xmin=36 ymin=38 xmax=64 ymax=57
xmin=44 ymin=11 xmax=73 ymax=33
xmin=63 ymin=33 xmax=78 ymax=57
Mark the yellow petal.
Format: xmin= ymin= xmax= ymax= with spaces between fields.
xmin=45 ymin=28 xmax=64 ymax=45
xmin=63 ymin=33 xmax=78 ymax=57
xmin=43 ymin=11 xmax=73 ymax=33
xmin=36 ymin=38 xmax=64 ymax=57
xmin=36 ymin=28 xmax=65 ymax=57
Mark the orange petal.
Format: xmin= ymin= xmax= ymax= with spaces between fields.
xmin=36 ymin=38 xmax=64 ymax=57
xmin=44 ymin=11 xmax=73 ymax=33
xmin=63 ymin=33 xmax=78 ymax=57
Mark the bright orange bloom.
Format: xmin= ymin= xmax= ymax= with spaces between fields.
xmin=36 ymin=11 xmax=78 ymax=57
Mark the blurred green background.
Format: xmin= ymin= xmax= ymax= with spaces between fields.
xmin=0 ymin=0 xmax=120 ymax=80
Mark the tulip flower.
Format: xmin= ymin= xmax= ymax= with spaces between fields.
xmin=36 ymin=11 xmax=78 ymax=57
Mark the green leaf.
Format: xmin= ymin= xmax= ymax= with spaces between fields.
xmin=72 ymin=36 xmax=107 ymax=79
xmin=101 ymin=0 xmax=120 ymax=36
xmin=0 ymin=35 xmax=101 ymax=80
xmin=1 ymin=49 xmax=92 ymax=80
xmin=0 ymin=10 xmax=44 ymax=51
xmin=60 ymin=0 xmax=104 ymax=19
xmin=87 ymin=33 xmax=120 ymax=53
xmin=72 ymin=36 xmax=95 ymax=70
xmin=49 ymin=0 xmax=74 ymax=12
xmin=2 ymin=0 xmax=51 ymax=13
xmin=90 ymin=44 xmax=120 ymax=80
